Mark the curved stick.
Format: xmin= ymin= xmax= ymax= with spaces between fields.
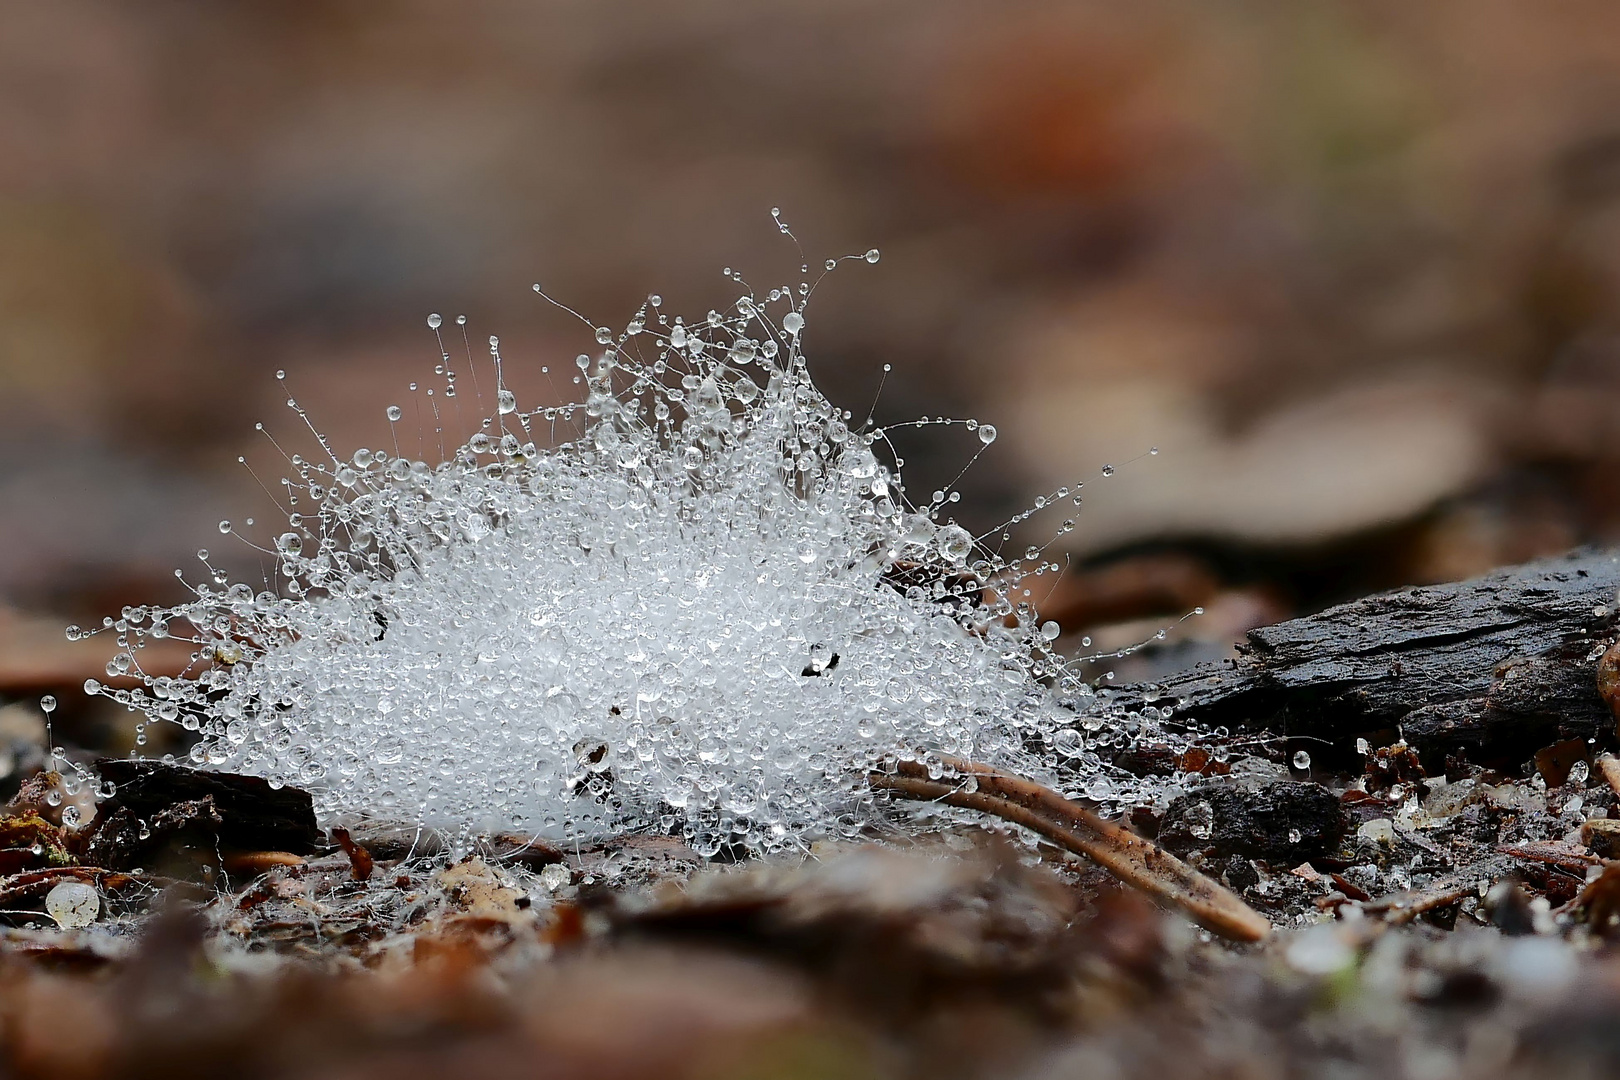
xmin=870 ymin=758 xmax=1271 ymax=943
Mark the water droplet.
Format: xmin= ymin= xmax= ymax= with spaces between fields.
xmin=864 ymin=249 xmax=880 ymax=263
xmin=1186 ymin=801 xmax=1214 ymax=840
xmin=386 ymin=405 xmax=403 ymax=422
xmin=977 ymin=425 xmax=997 ymax=445
xmin=1292 ymin=750 xmax=1311 ymax=770
xmin=427 ymin=313 xmax=442 ymax=330
xmin=936 ymin=525 xmax=973 ymax=563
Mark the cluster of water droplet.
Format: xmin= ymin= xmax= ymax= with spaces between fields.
xmin=79 ymin=238 xmax=1184 ymax=854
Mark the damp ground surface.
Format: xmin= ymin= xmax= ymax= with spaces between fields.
xmin=2 ymin=747 xmax=1620 ymax=1079
xmin=6 ymin=556 xmax=1620 ymax=1078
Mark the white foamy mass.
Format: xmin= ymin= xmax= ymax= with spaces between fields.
xmin=81 ymin=246 xmax=1184 ymax=854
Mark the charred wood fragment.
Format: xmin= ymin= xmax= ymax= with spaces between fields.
xmin=1114 ymin=550 xmax=1620 ymax=765
xmin=90 ymin=759 xmax=320 ymax=856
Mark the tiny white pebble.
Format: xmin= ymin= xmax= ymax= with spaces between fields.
xmin=44 ymin=881 xmax=99 ymax=929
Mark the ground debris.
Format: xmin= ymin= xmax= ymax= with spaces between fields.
xmin=0 ymin=837 xmax=1618 ymax=1079
xmin=15 ymin=550 xmax=1620 ymax=1072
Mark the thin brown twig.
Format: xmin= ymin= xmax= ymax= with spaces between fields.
xmin=1360 ymin=877 xmax=1473 ymax=925
xmin=221 ymin=851 xmax=307 ymax=875
xmin=869 ymin=757 xmax=1271 ymax=943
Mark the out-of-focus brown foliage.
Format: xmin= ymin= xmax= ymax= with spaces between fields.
xmin=1 ymin=2 xmax=1619 ymax=716
xmin=3 ymin=2 xmax=1620 ymax=706
xmin=7 ymin=2 xmax=1620 ymax=601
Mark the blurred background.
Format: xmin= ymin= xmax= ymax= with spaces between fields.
xmin=8 ymin=0 xmax=1620 ymax=753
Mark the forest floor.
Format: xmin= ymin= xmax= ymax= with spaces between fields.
xmin=6 ymin=553 xmax=1620 ymax=1079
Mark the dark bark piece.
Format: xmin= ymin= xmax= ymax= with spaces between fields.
xmin=1158 ymin=782 xmax=1345 ymax=863
xmin=79 ymin=806 xmax=143 ymax=869
xmin=1114 ymin=550 xmax=1620 ymax=761
xmin=91 ymin=759 xmax=320 ymax=855
xmin=82 ymin=796 xmax=233 ymax=875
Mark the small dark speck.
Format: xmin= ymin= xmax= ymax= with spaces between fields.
xmin=801 ymin=652 xmax=840 ymax=677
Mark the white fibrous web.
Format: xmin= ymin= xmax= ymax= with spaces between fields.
xmin=77 ymin=233 xmax=1198 ymax=854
